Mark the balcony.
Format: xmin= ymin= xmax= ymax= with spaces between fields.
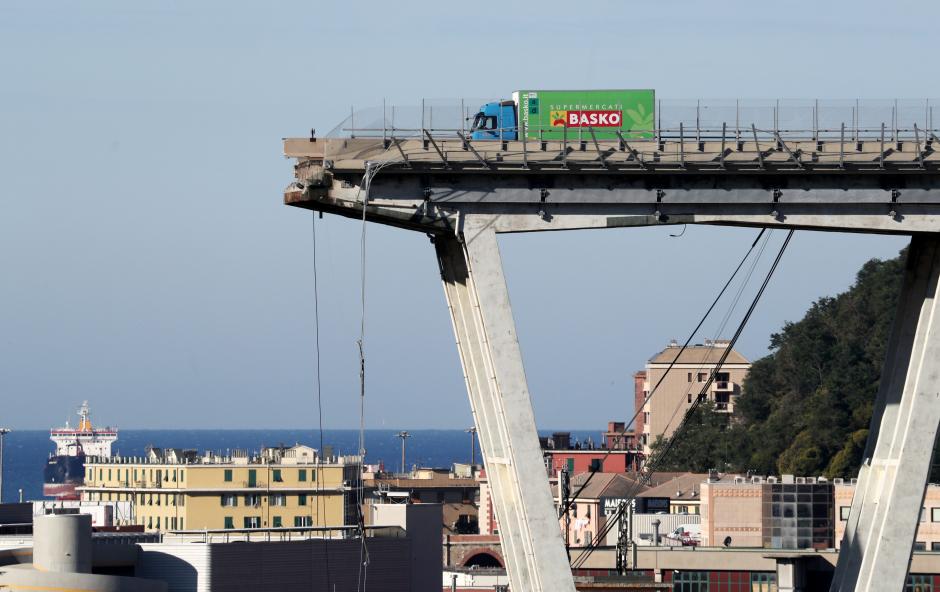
xmin=712 ymin=381 xmax=736 ymax=392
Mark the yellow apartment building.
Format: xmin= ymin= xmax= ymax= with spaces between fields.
xmin=79 ymin=444 xmax=360 ymax=532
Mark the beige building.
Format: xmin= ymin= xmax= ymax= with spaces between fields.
xmin=80 ymin=444 xmax=360 ymax=532
xmin=635 ymin=340 xmax=750 ymax=454
xmin=702 ymin=474 xmax=940 ymax=551
xmin=835 ymin=480 xmax=940 ymax=551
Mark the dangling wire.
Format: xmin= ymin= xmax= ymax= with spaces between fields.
xmin=669 ymin=224 xmax=688 ymax=238
xmin=352 ymin=156 xmax=406 ymax=592
xmin=311 ymin=212 xmax=331 ymax=590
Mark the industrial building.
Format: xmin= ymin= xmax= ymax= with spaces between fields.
xmin=0 ymin=501 xmax=442 ymax=592
xmin=79 ymin=444 xmax=360 ymax=532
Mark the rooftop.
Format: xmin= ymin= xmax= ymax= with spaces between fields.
xmin=648 ymin=340 xmax=750 ymax=366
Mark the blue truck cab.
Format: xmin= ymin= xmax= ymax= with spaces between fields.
xmin=469 ymin=100 xmax=517 ymax=141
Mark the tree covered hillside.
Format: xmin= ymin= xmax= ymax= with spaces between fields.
xmin=651 ymin=248 xmax=912 ymax=478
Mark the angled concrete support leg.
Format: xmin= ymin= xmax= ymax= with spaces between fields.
xmin=831 ymin=234 xmax=940 ymax=592
xmin=435 ymin=216 xmax=576 ymax=592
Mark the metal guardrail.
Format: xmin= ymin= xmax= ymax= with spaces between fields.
xmin=327 ymin=98 xmax=940 ymax=143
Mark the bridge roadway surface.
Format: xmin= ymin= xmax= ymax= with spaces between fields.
xmin=283 ymin=133 xmax=940 ymax=592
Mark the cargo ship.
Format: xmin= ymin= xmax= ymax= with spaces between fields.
xmin=43 ymin=402 xmax=117 ymax=499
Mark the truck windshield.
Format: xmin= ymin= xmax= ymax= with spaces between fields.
xmin=471 ymin=113 xmax=498 ymax=131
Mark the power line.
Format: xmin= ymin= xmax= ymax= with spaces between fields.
xmin=571 ymin=229 xmax=795 ymax=570
xmin=311 ymin=213 xmax=331 ymax=591
xmin=561 ymin=228 xmax=767 ymax=517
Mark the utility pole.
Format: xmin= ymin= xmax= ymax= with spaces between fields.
xmin=465 ymin=426 xmax=477 ymax=466
xmin=395 ymin=431 xmax=410 ymax=474
xmin=0 ymin=428 xmax=10 ymax=503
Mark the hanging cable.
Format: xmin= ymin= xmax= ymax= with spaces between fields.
xmin=352 ymin=158 xmax=400 ymax=592
xmin=571 ymin=229 xmax=795 ymax=570
xmin=561 ymin=228 xmax=767 ymax=517
xmin=311 ymin=213 xmax=331 ymax=591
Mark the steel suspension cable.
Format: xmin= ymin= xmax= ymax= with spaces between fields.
xmin=561 ymin=228 xmax=767 ymax=516
xmin=311 ymin=213 xmax=331 ymax=590
xmin=571 ymin=229 xmax=795 ymax=570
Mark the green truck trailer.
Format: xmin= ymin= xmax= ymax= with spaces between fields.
xmin=469 ymin=89 xmax=655 ymax=141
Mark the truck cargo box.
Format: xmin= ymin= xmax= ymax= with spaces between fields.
xmin=513 ymin=89 xmax=655 ymax=140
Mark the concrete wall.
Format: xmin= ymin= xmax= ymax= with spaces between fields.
xmin=139 ymin=538 xmax=412 ymax=592
xmin=0 ymin=565 xmax=167 ymax=592
xmin=373 ymin=503 xmax=443 ymax=592
xmin=700 ymin=482 xmax=762 ymax=548
xmin=835 ymin=482 xmax=940 ymax=551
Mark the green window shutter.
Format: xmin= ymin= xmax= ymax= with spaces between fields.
xmin=299 ymin=469 xmax=306 ymax=482
xmin=273 ymin=516 xmax=282 ymax=528
xmin=224 ymin=517 xmax=233 ymax=529
xmin=566 ymin=458 xmax=574 ymax=472
xmin=273 ymin=469 xmax=282 ymax=482
xmin=299 ymin=494 xmax=307 ymax=506
xmin=224 ymin=469 xmax=232 ymax=482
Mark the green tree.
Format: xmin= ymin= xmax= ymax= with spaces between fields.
xmin=648 ymin=248 xmax=910 ymax=479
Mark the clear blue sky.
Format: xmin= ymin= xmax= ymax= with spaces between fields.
xmin=1 ymin=0 xmax=933 ymax=429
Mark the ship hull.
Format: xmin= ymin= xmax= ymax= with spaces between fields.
xmin=43 ymin=455 xmax=85 ymax=500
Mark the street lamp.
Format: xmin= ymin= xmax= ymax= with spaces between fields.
xmin=395 ymin=431 xmax=410 ymax=474
xmin=465 ymin=426 xmax=477 ymax=466
xmin=0 ymin=428 xmax=10 ymax=504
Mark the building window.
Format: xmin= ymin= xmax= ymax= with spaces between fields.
xmin=244 ymin=516 xmax=261 ymax=529
xmin=271 ymin=494 xmax=287 ymax=507
xmin=687 ymin=372 xmax=692 ymax=382
xmin=311 ymin=469 xmax=317 ymax=482
xmin=244 ymin=494 xmax=261 ymax=507
xmin=221 ymin=494 xmax=237 ymax=507
xmin=224 ymin=517 xmax=234 ymax=529
xmin=179 ymin=518 xmax=184 ymax=529
xmin=172 ymin=470 xmax=177 ymax=482
xmin=148 ymin=517 xmax=152 ymax=529
xmin=752 ymin=573 xmax=778 ymax=592
xmin=840 ymin=506 xmax=851 ymax=520
xmin=907 ymin=574 xmax=932 ymax=591
xmin=921 ymin=508 xmax=927 ymax=522
xmin=673 ymin=571 xmax=709 ymax=590
xmin=298 ymin=494 xmax=307 ymax=506
xmin=644 ymin=412 xmax=650 ymax=424
xmin=272 ymin=516 xmax=282 ymax=528
xmin=156 ymin=517 xmax=160 ymax=530
xmin=273 ymin=469 xmax=283 ymax=482
xmin=248 ymin=469 xmax=257 ymax=487
xmin=224 ymin=469 xmax=233 ymax=482
xmin=294 ymin=516 xmax=312 ymax=527
xmin=913 ymin=542 xmax=927 ymax=551
xmin=688 ymin=393 xmax=692 ymax=404
xmin=697 ymin=372 xmax=707 ymax=382
xmin=180 ymin=470 xmax=184 ymax=482
xmin=299 ymin=469 xmax=307 ymax=482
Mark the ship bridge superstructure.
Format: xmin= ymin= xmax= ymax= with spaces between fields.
xmin=284 ymin=98 xmax=940 ymax=592
xmin=50 ymin=401 xmax=118 ymax=458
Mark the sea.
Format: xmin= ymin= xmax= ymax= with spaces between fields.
xmin=0 ymin=428 xmax=598 ymax=503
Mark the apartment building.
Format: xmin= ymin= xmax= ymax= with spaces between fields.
xmin=79 ymin=444 xmax=360 ymax=532
xmin=635 ymin=340 xmax=750 ymax=454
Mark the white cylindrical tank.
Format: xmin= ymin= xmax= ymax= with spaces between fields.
xmin=33 ymin=514 xmax=92 ymax=573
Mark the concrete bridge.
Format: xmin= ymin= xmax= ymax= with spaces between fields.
xmin=283 ymin=114 xmax=940 ymax=592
